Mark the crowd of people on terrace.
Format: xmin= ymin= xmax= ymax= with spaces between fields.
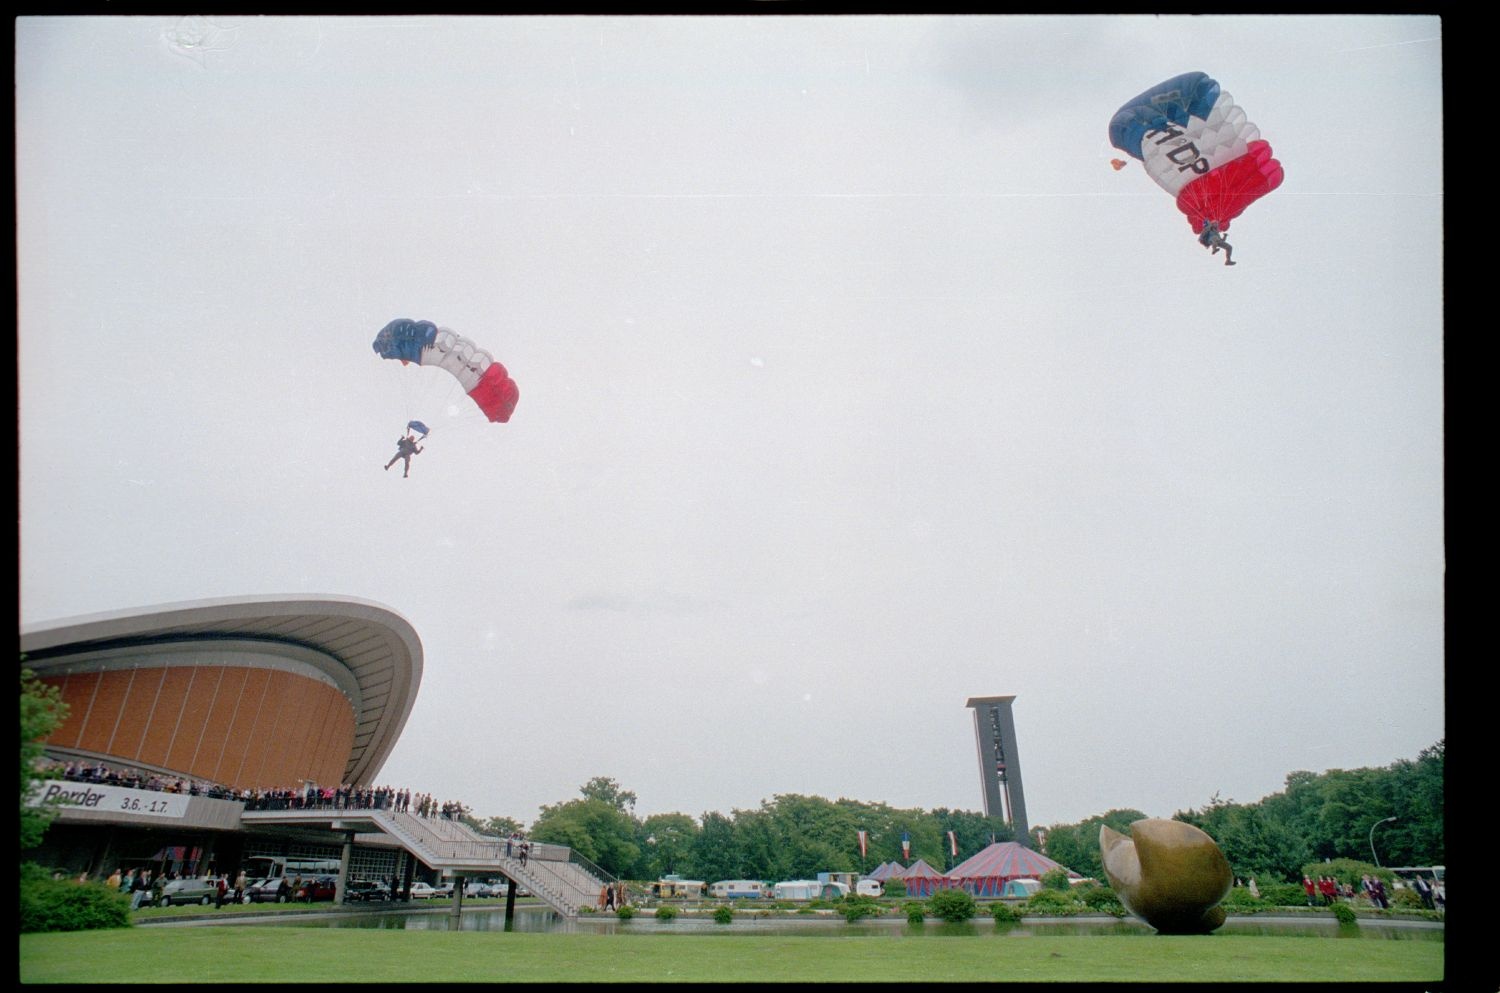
xmin=40 ymin=758 xmax=470 ymax=822
xmin=42 ymin=758 xmax=239 ymax=799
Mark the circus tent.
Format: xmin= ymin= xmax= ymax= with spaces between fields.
xmin=866 ymin=861 xmax=902 ymax=881
xmin=947 ymin=842 xmax=1077 ymax=897
xmin=897 ymin=858 xmax=949 ymax=897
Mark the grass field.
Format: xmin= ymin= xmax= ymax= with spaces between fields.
xmin=19 ymin=926 xmax=1445 ymax=983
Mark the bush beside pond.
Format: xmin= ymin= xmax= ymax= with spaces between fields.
xmin=21 ymin=866 xmax=133 ymax=933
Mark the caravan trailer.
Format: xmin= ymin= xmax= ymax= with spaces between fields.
xmin=708 ymin=880 xmax=767 ymax=899
xmin=773 ymin=879 xmax=848 ymax=901
xmin=651 ymin=877 xmax=706 ymax=899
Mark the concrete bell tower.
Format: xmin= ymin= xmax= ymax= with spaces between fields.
xmin=966 ymin=695 xmax=1030 ymax=846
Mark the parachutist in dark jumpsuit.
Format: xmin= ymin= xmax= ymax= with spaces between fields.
xmin=1198 ymin=221 xmax=1236 ymax=266
xmin=384 ymin=433 xmax=423 ymax=477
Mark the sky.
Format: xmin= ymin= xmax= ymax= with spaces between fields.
xmin=17 ymin=14 xmax=1444 ymax=832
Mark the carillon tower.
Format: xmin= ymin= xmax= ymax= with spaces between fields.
xmin=966 ymin=695 xmax=1030 ymax=845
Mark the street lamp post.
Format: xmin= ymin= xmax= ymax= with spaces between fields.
xmin=1368 ymin=816 xmax=1397 ymax=867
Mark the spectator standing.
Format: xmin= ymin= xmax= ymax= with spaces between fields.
xmin=130 ymin=869 xmax=151 ymax=910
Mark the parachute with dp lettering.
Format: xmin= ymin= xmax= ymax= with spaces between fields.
xmin=1108 ymin=71 xmax=1284 ymax=237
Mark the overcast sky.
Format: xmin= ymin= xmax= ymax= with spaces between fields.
xmin=17 ymin=14 xmax=1443 ymax=831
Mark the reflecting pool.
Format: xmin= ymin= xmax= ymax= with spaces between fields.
xmin=229 ymin=906 xmax=1442 ymax=941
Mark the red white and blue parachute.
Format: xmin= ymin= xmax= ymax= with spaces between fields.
xmin=1108 ymin=71 xmax=1284 ymax=235
xmin=372 ymin=319 xmax=519 ymax=424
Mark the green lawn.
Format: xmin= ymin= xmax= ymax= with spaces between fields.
xmin=20 ymin=927 xmax=1444 ymax=983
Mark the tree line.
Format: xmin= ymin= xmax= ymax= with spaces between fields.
xmin=474 ymin=742 xmax=1443 ymax=886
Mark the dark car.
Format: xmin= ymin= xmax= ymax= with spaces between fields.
xmin=156 ymin=876 xmax=223 ymax=906
xmin=345 ymin=880 xmax=390 ymax=902
xmin=246 ymin=877 xmax=295 ymax=903
xmin=295 ymin=876 xmax=338 ymax=902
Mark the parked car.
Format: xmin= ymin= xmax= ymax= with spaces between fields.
xmin=156 ymin=876 xmax=222 ymax=906
xmin=294 ymin=876 xmax=338 ymax=902
xmin=432 ymin=881 xmax=455 ymax=898
xmin=463 ymin=881 xmax=492 ymax=898
xmin=408 ymin=881 xmax=439 ymax=900
xmin=247 ymin=877 xmax=295 ymax=903
xmin=345 ymin=880 xmax=390 ymax=902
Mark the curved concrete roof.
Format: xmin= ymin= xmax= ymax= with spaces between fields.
xmin=19 ymin=594 xmax=422 ymax=787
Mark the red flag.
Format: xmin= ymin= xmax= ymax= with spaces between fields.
xmin=901 ymin=832 xmax=911 ymax=860
xmin=857 ymin=830 xmax=867 ymax=858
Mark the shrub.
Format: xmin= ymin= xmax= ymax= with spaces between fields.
xmin=883 ymin=877 xmax=907 ymax=898
xmin=1222 ymin=886 xmax=1265 ymax=907
xmin=1025 ymin=887 xmax=1080 ymax=916
xmin=713 ymin=905 xmax=733 ymax=924
xmin=990 ymin=901 xmax=1021 ymax=923
xmin=1039 ymin=868 xmax=1072 ymax=892
xmin=654 ymin=905 xmax=677 ymax=921
xmin=1389 ymin=887 xmax=1425 ymax=910
xmin=905 ymin=902 xmax=926 ymax=924
xmin=839 ymin=896 xmax=882 ymax=922
xmin=615 ymin=905 xmax=635 ymax=920
xmin=926 ymin=887 xmax=977 ymax=923
xmin=20 ymin=874 xmax=132 ymax=933
xmin=1074 ymin=883 xmax=1125 ymax=916
xmin=1330 ymin=902 xmax=1357 ymax=925
xmin=1259 ymin=883 xmax=1305 ymax=907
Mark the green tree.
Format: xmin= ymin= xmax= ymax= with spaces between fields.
xmin=639 ymin=812 xmax=698 ymax=879
xmin=1036 ymin=809 xmax=1146 ymax=880
xmin=687 ymin=811 xmax=742 ymax=883
xmin=579 ymin=776 xmax=637 ymax=813
xmin=530 ymin=798 xmax=641 ymax=877
xmin=478 ymin=815 xmax=524 ymax=838
xmin=21 ymin=666 xmax=69 ymax=851
xmin=1175 ymin=795 xmax=1308 ymax=883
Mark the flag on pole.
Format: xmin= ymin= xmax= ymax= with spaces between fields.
xmin=947 ymin=830 xmax=958 ymax=858
xmin=857 ymin=830 xmax=867 ymax=859
xmin=901 ymin=832 xmax=911 ymax=860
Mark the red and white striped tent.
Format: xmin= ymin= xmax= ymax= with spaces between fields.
xmin=946 ymin=842 xmax=1077 ymax=897
xmin=897 ymin=859 xmax=949 ymax=897
xmin=866 ymin=861 xmax=902 ymax=881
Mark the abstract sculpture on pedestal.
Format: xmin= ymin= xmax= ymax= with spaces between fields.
xmin=1099 ymin=818 xmax=1233 ymax=934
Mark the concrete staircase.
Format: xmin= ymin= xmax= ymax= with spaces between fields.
xmin=240 ymin=806 xmax=610 ymax=918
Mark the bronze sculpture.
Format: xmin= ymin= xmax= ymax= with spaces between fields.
xmin=1100 ymin=818 xmax=1233 ymax=934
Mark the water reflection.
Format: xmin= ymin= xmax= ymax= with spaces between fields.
xmin=254 ymin=907 xmax=1441 ymax=942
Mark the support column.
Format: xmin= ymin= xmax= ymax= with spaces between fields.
xmin=400 ymin=855 xmax=416 ymax=902
xmin=450 ymin=874 xmax=464 ymax=925
xmin=336 ymin=833 xmax=354 ymax=905
xmin=503 ymin=875 xmax=516 ymax=929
